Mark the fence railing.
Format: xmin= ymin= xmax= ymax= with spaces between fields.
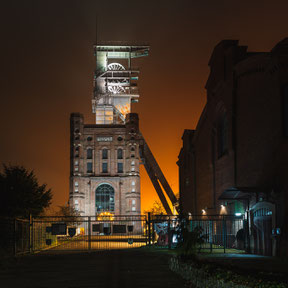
xmin=0 ymin=217 xmax=30 ymax=257
xmin=0 ymin=214 xmax=246 ymax=256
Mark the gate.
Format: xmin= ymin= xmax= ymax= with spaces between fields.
xmin=149 ymin=214 xmax=246 ymax=253
xmin=31 ymin=215 xmax=148 ymax=252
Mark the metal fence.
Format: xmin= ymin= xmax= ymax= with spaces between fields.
xmin=0 ymin=217 xmax=30 ymax=256
xmin=31 ymin=215 xmax=148 ymax=252
xmin=149 ymin=214 xmax=246 ymax=253
xmin=1 ymin=214 xmax=246 ymax=255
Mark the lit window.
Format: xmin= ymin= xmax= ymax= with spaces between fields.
xmin=75 ymin=200 xmax=79 ymax=204
xmin=75 ymin=187 xmax=79 ymax=192
xmin=131 ymin=167 xmax=135 ymax=171
xmin=102 ymin=162 xmax=108 ymax=173
xmin=132 ymin=181 xmax=135 ymax=186
xmin=87 ymin=162 xmax=93 ymax=173
xmin=132 ymin=200 xmax=136 ymax=205
xmin=75 ymin=161 xmax=78 ymax=165
xmin=74 ymin=167 xmax=79 ymax=172
xmin=87 ymin=148 xmax=93 ymax=159
xmin=95 ymin=184 xmax=115 ymax=212
xmin=131 ymin=161 xmax=135 ymax=165
xmin=132 ymin=207 xmax=136 ymax=211
xmin=75 ymin=182 xmax=79 ymax=187
xmin=117 ymin=163 xmax=123 ymax=173
xmin=117 ymin=148 xmax=123 ymax=159
xmin=102 ymin=149 xmax=108 ymax=159
xmin=132 ymin=188 xmax=135 ymax=192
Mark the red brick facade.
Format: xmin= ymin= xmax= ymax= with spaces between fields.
xmin=178 ymin=39 xmax=288 ymax=256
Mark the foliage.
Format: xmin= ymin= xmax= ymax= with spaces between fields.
xmin=177 ymin=226 xmax=207 ymax=259
xmin=144 ymin=200 xmax=166 ymax=215
xmin=0 ymin=165 xmax=52 ymax=218
xmin=170 ymin=256 xmax=288 ymax=288
xmin=55 ymin=204 xmax=81 ymax=224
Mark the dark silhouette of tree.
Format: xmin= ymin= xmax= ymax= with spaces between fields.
xmin=55 ymin=204 xmax=81 ymax=224
xmin=0 ymin=165 xmax=52 ymax=218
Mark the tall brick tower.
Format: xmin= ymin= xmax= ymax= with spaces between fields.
xmin=69 ymin=44 xmax=149 ymax=217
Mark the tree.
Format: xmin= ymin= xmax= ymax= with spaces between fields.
xmin=0 ymin=165 xmax=52 ymax=218
xmin=55 ymin=204 xmax=81 ymax=224
xmin=144 ymin=200 xmax=166 ymax=215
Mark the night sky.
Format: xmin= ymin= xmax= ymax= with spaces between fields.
xmin=1 ymin=0 xmax=288 ymax=212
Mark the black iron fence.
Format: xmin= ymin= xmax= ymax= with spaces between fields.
xmin=149 ymin=214 xmax=246 ymax=253
xmin=31 ymin=215 xmax=148 ymax=252
xmin=0 ymin=217 xmax=30 ymax=257
xmin=1 ymin=214 xmax=246 ymax=255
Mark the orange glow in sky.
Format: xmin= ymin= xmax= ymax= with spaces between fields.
xmin=1 ymin=0 xmax=288 ymax=213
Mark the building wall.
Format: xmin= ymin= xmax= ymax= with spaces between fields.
xmin=178 ymin=38 xmax=288 ymax=256
xmin=69 ymin=113 xmax=141 ymax=216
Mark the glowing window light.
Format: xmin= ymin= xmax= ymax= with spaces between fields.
xmin=235 ymin=212 xmax=242 ymax=217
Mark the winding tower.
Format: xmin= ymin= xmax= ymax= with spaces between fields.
xmin=69 ymin=42 xmax=177 ymax=219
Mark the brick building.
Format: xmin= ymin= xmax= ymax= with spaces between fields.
xmin=178 ymin=39 xmax=288 ymax=256
xmin=69 ymin=113 xmax=141 ymax=216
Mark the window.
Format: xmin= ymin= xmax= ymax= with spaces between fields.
xmin=75 ymin=187 xmax=79 ymax=192
xmin=131 ymin=161 xmax=135 ymax=165
xmin=75 ymin=182 xmax=78 ymax=187
xmin=132 ymin=200 xmax=136 ymax=205
xmin=87 ymin=162 xmax=93 ymax=173
xmin=102 ymin=163 xmax=108 ymax=173
xmin=218 ymin=113 xmax=228 ymax=157
xmin=87 ymin=136 xmax=93 ymax=141
xmin=75 ymin=161 xmax=78 ymax=166
xmin=95 ymin=184 xmax=115 ymax=212
xmin=132 ymin=207 xmax=136 ymax=211
xmin=132 ymin=181 xmax=135 ymax=186
xmin=132 ymin=188 xmax=135 ymax=192
xmin=74 ymin=167 xmax=79 ymax=172
xmin=131 ymin=147 xmax=135 ymax=152
xmin=87 ymin=148 xmax=93 ymax=159
xmin=131 ymin=167 xmax=135 ymax=171
xmin=117 ymin=148 xmax=123 ymax=159
xmin=102 ymin=149 xmax=108 ymax=159
xmin=117 ymin=163 xmax=123 ymax=173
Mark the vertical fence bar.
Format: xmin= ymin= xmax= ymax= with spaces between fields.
xmin=168 ymin=216 xmax=171 ymax=249
xmin=13 ymin=218 xmax=17 ymax=256
xmin=88 ymin=217 xmax=91 ymax=251
xmin=148 ymin=212 xmax=151 ymax=246
xmin=223 ymin=216 xmax=226 ymax=253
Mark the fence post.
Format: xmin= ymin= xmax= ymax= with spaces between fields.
xmin=13 ymin=218 xmax=17 ymax=256
xmin=29 ymin=214 xmax=33 ymax=253
xmin=88 ymin=216 xmax=91 ymax=251
xmin=223 ymin=216 xmax=226 ymax=253
xmin=168 ymin=216 xmax=171 ymax=249
xmin=148 ymin=212 xmax=151 ymax=246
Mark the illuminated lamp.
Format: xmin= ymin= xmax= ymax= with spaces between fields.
xmin=235 ymin=212 xmax=242 ymax=217
xmin=202 ymin=209 xmax=206 ymax=215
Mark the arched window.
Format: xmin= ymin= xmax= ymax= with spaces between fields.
xmin=117 ymin=148 xmax=123 ymax=159
xmin=95 ymin=184 xmax=115 ymax=212
xmin=218 ymin=113 xmax=228 ymax=157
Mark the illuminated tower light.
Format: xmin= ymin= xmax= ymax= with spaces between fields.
xmin=93 ymin=44 xmax=149 ymax=124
